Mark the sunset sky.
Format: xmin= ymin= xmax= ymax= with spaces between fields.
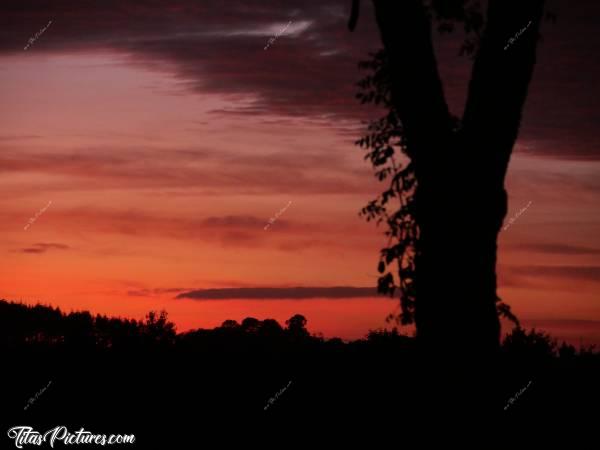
xmin=1 ymin=0 xmax=599 ymax=345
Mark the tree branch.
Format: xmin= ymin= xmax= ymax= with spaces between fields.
xmin=461 ymin=0 xmax=545 ymax=181
xmin=371 ymin=0 xmax=452 ymax=157
xmin=348 ymin=0 xmax=360 ymax=31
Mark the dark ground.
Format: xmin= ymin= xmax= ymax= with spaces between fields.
xmin=1 ymin=300 xmax=598 ymax=447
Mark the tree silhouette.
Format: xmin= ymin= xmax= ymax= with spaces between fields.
xmin=142 ymin=310 xmax=176 ymax=346
xmin=352 ymin=0 xmax=546 ymax=354
xmin=259 ymin=318 xmax=285 ymax=337
xmin=221 ymin=319 xmax=240 ymax=329
xmin=285 ymin=314 xmax=309 ymax=338
xmin=1 ymin=297 xmax=598 ymax=436
xmin=241 ymin=317 xmax=261 ymax=333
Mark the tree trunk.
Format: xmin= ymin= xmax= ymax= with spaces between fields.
xmin=371 ymin=0 xmax=545 ymax=363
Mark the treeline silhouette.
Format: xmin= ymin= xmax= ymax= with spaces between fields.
xmin=1 ymin=299 xmax=598 ymax=444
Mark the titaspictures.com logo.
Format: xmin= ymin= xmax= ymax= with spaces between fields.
xmin=7 ymin=426 xmax=135 ymax=448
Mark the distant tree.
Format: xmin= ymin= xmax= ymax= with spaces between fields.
xmin=241 ymin=317 xmax=261 ymax=333
xmin=285 ymin=314 xmax=309 ymax=338
xmin=259 ymin=319 xmax=284 ymax=337
xmin=221 ymin=319 xmax=240 ymax=329
xmin=502 ymin=327 xmax=557 ymax=360
xmin=558 ymin=342 xmax=577 ymax=360
xmin=143 ymin=310 xmax=176 ymax=345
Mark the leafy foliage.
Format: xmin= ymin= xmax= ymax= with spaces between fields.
xmin=355 ymin=49 xmax=418 ymax=325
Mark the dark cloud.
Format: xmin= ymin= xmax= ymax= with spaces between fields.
xmin=521 ymin=318 xmax=600 ymax=329
xmin=126 ymin=289 xmax=151 ymax=297
xmin=18 ymin=242 xmax=70 ymax=254
xmin=176 ymin=286 xmax=382 ymax=300
xmin=1 ymin=0 xmax=598 ymax=158
xmin=508 ymin=265 xmax=600 ymax=283
xmin=155 ymin=287 xmax=190 ymax=294
xmin=510 ymin=243 xmax=600 ymax=255
xmin=1 ymin=0 xmax=377 ymax=122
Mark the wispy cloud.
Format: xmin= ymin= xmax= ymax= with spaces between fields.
xmin=0 ymin=147 xmax=368 ymax=195
xmin=203 ymin=215 xmax=269 ymax=228
xmin=176 ymin=286 xmax=381 ymax=300
xmin=17 ymin=243 xmax=70 ymax=254
xmin=507 ymin=265 xmax=600 ymax=283
xmin=127 ymin=287 xmax=189 ymax=297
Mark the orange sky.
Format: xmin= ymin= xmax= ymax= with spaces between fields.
xmin=1 ymin=2 xmax=599 ymax=346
